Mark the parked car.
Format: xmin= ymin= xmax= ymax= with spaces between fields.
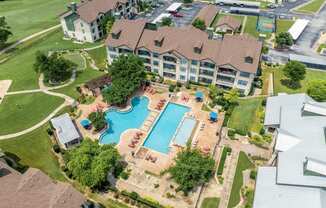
xmin=173 ymin=13 xmax=183 ymax=17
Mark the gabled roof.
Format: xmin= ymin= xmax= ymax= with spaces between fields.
xmin=193 ymin=5 xmax=220 ymax=27
xmin=216 ymin=15 xmax=241 ymax=30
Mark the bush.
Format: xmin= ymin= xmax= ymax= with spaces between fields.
xmin=263 ymin=134 xmax=273 ymax=143
xmin=249 ymin=135 xmax=267 ymax=149
xmin=259 ymin=127 xmax=265 ymax=135
xmin=120 ymin=171 xmax=130 ymax=180
xmin=46 ymin=128 xmax=54 ymax=136
xmin=217 ymin=146 xmax=232 ymax=175
xmin=176 ymin=82 xmax=182 ymax=87
xmin=169 ymin=84 xmax=176 ymax=92
xmin=227 ymin=129 xmax=236 ymax=139
xmin=250 ymin=170 xmax=257 ymax=180
xmin=185 ymin=82 xmax=191 ymax=89
xmin=52 ymin=144 xmax=61 ymax=153
xmin=235 ymin=128 xmax=247 ymax=136
xmin=262 ymin=98 xmax=267 ymax=106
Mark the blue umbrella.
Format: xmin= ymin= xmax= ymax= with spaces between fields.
xmin=195 ymin=91 xmax=203 ymax=101
xmin=210 ymin=111 xmax=218 ymax=121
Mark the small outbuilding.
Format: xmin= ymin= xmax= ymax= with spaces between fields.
xmin=215 ymin=15 xmax=242 ymax=34
xmin=51 ymin=113 xmax=82 ymax=149
xmin=84 ymin=74 xmax=112 ymax=96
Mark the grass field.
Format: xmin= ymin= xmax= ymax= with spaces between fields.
xmin=0 ymin=0 xmax=71 ymax=43
xmin=201 ymin=197 xmax=220 ymax=208
xmin=63 ymin=53 xmax=86 ymax=71
xmin=228 ymin=152 xmax=254 ymax=208
xmin=0 ymin=125 xmax=65 ymax=181
xmin=295 ymin=0 xmax=325 ymax=13
xmin=276 ymin=19 xmax=295 ymax=34
xmin=228 ymin=98 xmax=264 ymax=133
xmin=87 ymin=46 xmax=108 ymax=69
xmin=0 ymin=92 xmax=64 ymax=135
xmin=265 ymin=66 xmax=326 ymax=94
xmin=244 ymin=16 xmax=259 ymax=38
xmin=0 ymin=29 xmax=101 ymax=92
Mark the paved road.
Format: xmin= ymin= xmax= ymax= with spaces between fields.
xmin=0 ymin=24 xmax=61 ymax=56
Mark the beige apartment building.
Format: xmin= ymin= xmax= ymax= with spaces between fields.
xmin=105 ymin=19 xmax=262 ymax=95
xmin=60 ymin=0 xmax=137 ymax=43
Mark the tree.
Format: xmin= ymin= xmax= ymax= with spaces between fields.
xmin=99 ymin=15 xmax=115 ymax=35
xmin=307 ymin=80 xmax=326 ymax=102
xmin=208 ymin=84 xmax=218 ymax=99
xmin=275 ymin=32 xmax=293 ymax=48
xmin=224 ymin=89 xmax=239 ymax=105
xmin=161 ymin=17 xmax=172 ymax=26
xmin=0 ymin=16 xmax=12 ymax=47
xmin=283 ymin=61 xmax=306 ymax=87
xmin=88 ymin=110 xmax=106 ymax=131
xmin=34 ymin=51 xmax=76 ymax=83
xmin=168 ymin=146 xmax=215 ymax=194
xmin=192 ymin=18 xmax=206 ymax=31
xmin=66 ymin=140 xmax=120 ymax=189
xmin=183 ymin=0 xmax=193 ymax=3
xmin=103 ymin=54 xmax=146 ymax=105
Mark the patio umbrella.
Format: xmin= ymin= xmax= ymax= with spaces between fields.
xmin=210 ymin=111 xmax=218 ymax=121
xmin=195 ymin=91 xmax=203 ymax=101
xmin=80 ymin=119 xmax=91 ymax=128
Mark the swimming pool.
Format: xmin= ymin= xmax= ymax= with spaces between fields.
xmin=100 ymin=96 xmax=150 ymax=144
xmin=143 ymin=103 xmax=190 ymax=154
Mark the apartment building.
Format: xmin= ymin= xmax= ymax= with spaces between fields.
xmin=105 ymin=19 xmax=262 ymax=95
xmin=60 ymin=0 xmax=137 ymax=43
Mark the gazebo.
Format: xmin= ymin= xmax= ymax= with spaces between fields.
xmin=195 ymin=91 xmax=204 ymax=102
xmin=210 ymin=111 xmax=218 ymax=122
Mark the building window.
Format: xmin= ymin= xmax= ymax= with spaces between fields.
xmin=163 ymin=55 xmax=177 ymax=63
xmin=138 ymin=49 xmax=151 ymax=56
xmin=237 ymin=80 xmax=248 ymax=86
xmin=82 ymin=29 xmax=85 ymax=34
xmin=83 ymin=36 xmax=86 ymax=41
xmin=163 ymin=63 xmax=176 ymax=70
xmin=93 ymin=36 xmax=96 ymax=40
xmin=190 ymin=76 xmax=196 ymax=81
xmin=180 ymin=58 xmax=188 ymax=65
xmin=153 ymin=53 xmax=159 ymax=58
xmin=240 ymin=71 xmax=250 ymax=78
xmin=179 ymin=75 xmax=186 ymax=80
xmin=153 ymin=68 xmax=159 ymax=73
xmin=200 ymin=61 xmax=215 ymax=69
xmin=153 ymin=60 xmax=159 ymax=66
xmin=80 ymin=22 xmax=84 ymax=27
xmin=92 ymin=28 xmax=95 ymax=33
xmin=180 ymin=67 xmax=187 ymax=72
xmin=190 ymin=68 xmax=197 ymax=74
xmin=191 ymin=60 xmax=198 ymax=65
xmin=91 ymin=22 xmax=94 ymax=27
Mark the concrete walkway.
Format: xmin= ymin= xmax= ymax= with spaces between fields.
xmin=0 ymin=25 xmax=61 ymax=55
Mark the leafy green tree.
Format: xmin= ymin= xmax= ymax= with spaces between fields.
xmin=283 ymin=61 xmax=306 ymax=87
xmin=224 ymin=89 xmax=239 ymax=105
xmin=88 ymin=110 xmax=106 ymax=131
xmin=192 ymin=18 xmax=206 ymax=31
xmin=103 ymin=54 xmax=146 ymax=105
xmin=161 ymin=17 xmax=172 ymax=26
xmin=168 ymin=146 xmax=215 ymax=194
xmin=0 ymin=16 xmax=12 ymax=47
xmin=307 ymin=80 xmax=326 ymax=102
xmin=275 ymin=32 xmax=293 ymax=48
xmin=66 ymin=140 xmax=120 ymax=189
xmin=34 ymin=51 xmax=76 ymax=83
xmin=99 ymin=15 xmax=115 ymax=34
xmin=208 ymin=84 xmax=219 ymax=99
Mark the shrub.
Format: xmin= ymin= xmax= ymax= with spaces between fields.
xmin=263 ymin=134 xmax=273 ymax=143
xmin=227 ymin=129 xmax=236 ymax=139
xmin=176 ymin=82 xmax=182 ymax=87
xmin=46 ymin=128 xmax=54 ymax=136
xmin=247 ymin=131 xmax=252 ymax=138
xmin=52 ymin=144 xmax=61 ymax=153
xmin=217 ymin=147 xmax=231 ymax=175
xmin=120 ymin=171 xmax=130 ymax=180
xmin=185 ymin=82 xmax=191 ymax=89
xmin=169 ymin=84 xmax=176 ymax=92
xmin=249 ymin=135 xmax=267 ymax=149
xmin=259 ymin=127 xmax=265 ymax=135
xmin=250 ymin=170 xmax=257 ymax=180
xmin=235 ymin=128 xmax=247 ymax=136
xmin=154 ymin=184 xmax=159 ymax=188
xmin=262 ymin=98 xmax=267 ymax=106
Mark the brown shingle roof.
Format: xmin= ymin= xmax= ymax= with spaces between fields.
xmin=64 ymin=0 xmax=128 ymax=23
xmin=193 ymin=5 xmax=220 ymax=27
xmin=0 ymin=161 xmax=86 ymax=208
xmin=105 ymin=19 xmax=147 ymax=50
xmin=105 ymin=19 xmax=262 ymax=73
xmin=216 ymin=15 xmax=242 ymax=31
xmin=85 ymin=74 xmax=112 ymax=91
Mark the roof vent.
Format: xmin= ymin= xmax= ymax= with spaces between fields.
xmin=111 ymin=29 xmax=121 ymax=39
xmin=194 ymin=41 xmax=203 ymax=54
xmin=154 ymin=35 xmax=164 ymax=47
xmin=244 ymin=56 xmax=253 ymax=64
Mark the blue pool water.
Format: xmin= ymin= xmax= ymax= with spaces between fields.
xmin=143 ymin=103 xmax=190 ymax=154
xmin=100 ymin=96 xmax=150 ymax=144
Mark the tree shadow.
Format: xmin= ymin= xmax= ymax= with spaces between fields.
xmin=280 ymin=79 xmax=301 ymax=89
xmin=3 ymin=152 xmax=29 ymax=173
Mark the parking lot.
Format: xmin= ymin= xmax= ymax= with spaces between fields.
xmin=137 ymin=1 xmax=206 ymax=27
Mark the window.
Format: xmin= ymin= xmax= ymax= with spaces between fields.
xmin=163 ymin=63 xmax=176 ymax=70
xmin=191 ymin=60 xmax=198 ymax=65
xmin=153 ymin=60 xmax=159 ymax=66
xmin=190 ymin=76 xmax=196 ymax=81
xmin=82 ymin=29 xmax=85 ymax=34
xmin=153 ymin=68 xmax=159 ymax=73
xmin=153 ymin=53 xmax=159 ymax=58
xmin=138 ymin=49 xmax=151 ymax=56
xmin=91 ymin=22 xmax=94 ymax=27
xmin=200 ymin=61 xmax=215 ymax=69
xmin=92 ymin=28 xmax=95 ymax=33
xmin=180 ymin=58 xmax=188 ymax=65
xmin=80 ymin=22 xmax=84 ymax=27
xmin=237 ymin=80 xmax=248 ymax=86
xmin=179 ymin=75 xmax=186 ymax=80
xmin=180 ymin=67 xmax=187 ymax=72
xmin=190 ymin=68 xmax=197 ymax=74
xmin=163 ymin=56 xmax=177 ymax=63
xmin=240 ymin=71 xmax=250 ymax=78
xmin=108 ymin=46 xmax=116 ymax=52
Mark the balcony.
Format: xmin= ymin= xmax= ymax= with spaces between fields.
xmin=138 ymin=49 xmax=151 ymax=57
xmin=217 ymin=68 xmax=237 ymax=77
xmin=163 ymin=56 xmax=177 ymax=63
xmin=200 ymin=62 xmax=215 ymax=69
xmin=216 ymin=75 xmax=235 ymax=85
xmin=199 ymin=69 xmax=214 ymax=77
xmin=118 ymin=48 xmax=132 ymax=54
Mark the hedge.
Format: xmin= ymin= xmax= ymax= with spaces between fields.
xmin=217 ymin=147 xmax=232 ymax=175
xmin=120 ymin=190 xmax=165 ymax=208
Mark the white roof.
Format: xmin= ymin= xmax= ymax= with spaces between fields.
xmin=303 ymin=101 xmax=326 ymax=116
xmin=51 ymin=113 xmax=80 ymax=145
xmin=288 ymin=19 xmax=309 ymax=40
xmin=152 ymin=13 xmax=171 ymax=24
xmin=166 ymin=3 xmax=183 ymax=12
xmin=305 ymin=157 xmax=326 ymax=177
xmin=275 ymin=129 xmax=301 ymax=152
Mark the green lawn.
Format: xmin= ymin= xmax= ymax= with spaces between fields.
xmin=0 ymin=29 xmax=101 ymax=92
xmin=295 ymin=0 xmax=325 ymax=13
xmin=228 ymin=152 xmax=254 ymax=208
xmin=266 ymin=66 xmax=326 ymax=94
xmin=0 ymin=0 xmax=71 ymax=43
xmin=87 ymin=46 xmax=108 ymax=69
xmin=276 ymin=19 xmax=295 ymax=34
xmin=228 ymin=98 xmax=264 ymax=133
xmin=244 ymin=16 xmax=259 ymax=38
xmin=0 ymin=125 xmax=65 ymax=181
xmin=63 ymin=53 xmax=86 ymax=71
xmin=201 ymin=197 xmax=220 ymax=208
xmin=0 ymin=92 xmax=64 ymax=135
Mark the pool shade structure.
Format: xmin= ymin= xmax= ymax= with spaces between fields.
xmin=195 ymin=91 xmax=204 ymax=102
xmin=210 ymin=111 xmax=218 ymax=122
xmin=80 ymin=119 xmax=91 ymax=129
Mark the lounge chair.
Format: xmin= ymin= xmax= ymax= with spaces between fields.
xmin=151 ymin=157 xmax=157 ymax=163
xmin=128 ymin=144 xmax=135 ymax=148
